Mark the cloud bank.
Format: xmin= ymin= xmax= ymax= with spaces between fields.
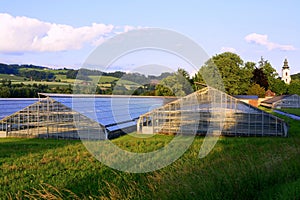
xmin=0 ymin=13 xmax=135 ymax=53
xmin=245 ymin=33 xmax=296 ymax=51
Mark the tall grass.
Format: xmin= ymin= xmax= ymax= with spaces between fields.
xmin=0 ymin=115 xmax=300 ymax=199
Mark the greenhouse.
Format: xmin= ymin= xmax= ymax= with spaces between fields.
xmin=261 ymin=94 xmax=300 ymax=109
xmin=137 ymin=87 xmax=288 ymax=137
xmin=0 ymin=94 xmax=174 ymax=139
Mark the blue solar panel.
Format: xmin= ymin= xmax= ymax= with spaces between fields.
xmin=0 ymin=99 xmax=38 ymax=120
xmin=52 ymin=96 xmax=167 ymax=132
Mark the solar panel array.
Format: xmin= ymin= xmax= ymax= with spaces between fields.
xmin=0 ymin=99 xmax=38 ymax=120
xmin=53 ymin=97 xmax=166 ymax=132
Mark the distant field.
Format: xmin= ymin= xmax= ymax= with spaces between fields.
xmin=90 ymin=75 xmax=118 ymax=83
xmin=13 ymin=81 xmax=70 ymax=88
xmin=55 ymin=74 xmax=75 ymax=83
xmin=0 ymin=111 xmax=300 ymax=199
xmin=0 ymin=74 xmax=25 ymax=82
xmin=18 ymin=68 xmax=68 ymax=75
xmin=0 ymin=72 xmax=141 ymax=92
xmin=280 ymin=108 xmax=300 ymax=116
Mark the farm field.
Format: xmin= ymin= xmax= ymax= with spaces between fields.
xmin=0 ymin=112 xmax=300 ymax=199
xmin=0 ymin=74 xmax=25 ymax=82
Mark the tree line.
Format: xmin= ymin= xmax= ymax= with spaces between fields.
xmin=1 ymin=52 xmax=300 ymax=97
xmin=155 ymin=52 xmax=300 ymax=97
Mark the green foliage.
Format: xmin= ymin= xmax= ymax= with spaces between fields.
xmin=270 ymin=78 xmax=288 ymax=95
xmin=196 ymin=52 xmax=253 ymax=95
xmin=155 ymin=69 xmax=193 ymax=96
xmin=258 ymin=57 xmax=278 ymax=89
xmin=133 ymin=84 xmax=156 ymax=96
xmin=66 ymin=69 xmax=78 ymax=79
xmin=291 ymin=72 xmax=300 ymax=80
xmin=0 ymin=86 xmax=11 ymax=98
xmin=247 ymin=84 xmax=266 ymax=97
xmin=0 ymin=80 xmax=51 ymax=98
xmin=288 ymin=80 xmax=300 ymax=95
xmin=19 ymin=69 xmax=55 ymax=81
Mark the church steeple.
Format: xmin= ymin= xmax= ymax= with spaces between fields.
xmin=283 ymin=58 xmax=289 ymax=69
xmin=281 ymin=58 xmax=291 ymax=84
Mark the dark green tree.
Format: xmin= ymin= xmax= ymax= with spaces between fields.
xmin=271 ymin=78 xmax=287 ymax=95
xmin=0 ymin=86 xmax=11 ymax=97
xmin=252 ymin=68 xmax=269 ymax=89
xmin=155 ymin=69 xmax=193 ymax=96
xmin=195 ymin=52 xmax=253 ymax=95
xmin=288 ymin=80 xmax=300 ymax=95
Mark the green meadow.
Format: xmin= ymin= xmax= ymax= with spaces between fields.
xmin=0 ymin=110 xmax=300 ymax=199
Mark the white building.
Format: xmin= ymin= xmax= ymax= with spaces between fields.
xmin=281 ymin=58 xmax=291 ymax=84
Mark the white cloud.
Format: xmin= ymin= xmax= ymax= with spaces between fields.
xmin=221 ymin=47 xmax=237 ymax=53
xmin=0 ymin=13 xmax=136 ymax=53
xmin=245 ymin=33 xmax=296 ymax=51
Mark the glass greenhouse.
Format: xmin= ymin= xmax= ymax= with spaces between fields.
xmin=137 ymin=87 xmax=288 ymax=137
xmin=0 ymin=94 xmax=174 ymax=139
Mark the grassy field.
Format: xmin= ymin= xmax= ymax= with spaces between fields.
xmin=0 ymin=74 xmax=25 ymax=82
xmin=280 ymin=108 xmax=300 ymax=116
xmin=0 ymin=112 xmax=300 ymax=199
xmin=13 ymin=81 xmax=71 ymax=89
xmin=18 ymin=68 xmax=69 ymax=75
xmin=55 ymin=74 xmax=76 ymax=83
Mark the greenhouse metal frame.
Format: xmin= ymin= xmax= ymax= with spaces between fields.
xmin=261 ymin=94 xmax=300 ymax=109
xmin=0 ymin=97 xmax=106 ymax=139
xmin=137 ymin=87 xmax=288 ymax=137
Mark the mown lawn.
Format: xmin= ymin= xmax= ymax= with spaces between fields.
xmin=0 ymin=114 xmax=300 ymax=199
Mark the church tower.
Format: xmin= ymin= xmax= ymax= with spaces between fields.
xmin=281 ymin=58 xmax=291 ymax=84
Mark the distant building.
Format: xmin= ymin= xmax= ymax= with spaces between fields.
xmin=265 ymin=89 xmax=276 ymax=98
xmin=234 ymin=95 xmax=259 ymax=107
xmin=281 ymin=58 xmax=291 ymax=84
xmin=261 ymin=94 xmax=300 ymax=108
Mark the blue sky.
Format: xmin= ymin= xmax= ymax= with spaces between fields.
xmin=0 ymin=0 xmax=299 ymax=75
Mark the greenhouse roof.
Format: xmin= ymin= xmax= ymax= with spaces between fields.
xmin=0 ymin=95 xmax=176 ymax=132
xmin=0 ymin=98 xmax=38 ymax=120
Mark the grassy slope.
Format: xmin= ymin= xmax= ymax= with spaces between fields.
xmin=280 ymin=108 xmax=300 ymax=116
xmin=0 ymin=113 xmax=300 ymax=199
xmin=1 ymin=72 xmax=140 ymax=90
xmin=0 ymin=74 xmax=25 ymax=82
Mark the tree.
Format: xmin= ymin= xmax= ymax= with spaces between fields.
xmin=252 ymin=68 xmax=269 ymax=89
xmin=195 ymin=52 xmax=251 ymax=95
xmin=270 ymin=78 xmax=287 ymax=95
xmin=247 ymin=84 xmax=266 ymax=98
xmin=288 ymin=80 xmax=300 ymax=95
xmin=1 ymin=79 xmax=11 ymax=87
xmin=240 ymin=61 xmax=255 ymax=94
xmin=155 ymin=69 xmax=193 ymax=96
xmin=258 ymin=57 xmax=278 ymax=89
xmin=0 ymin=86 xmax=11 ymax=97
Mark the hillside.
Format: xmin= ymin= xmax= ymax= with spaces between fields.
xmin=0 ymin=63 xmax=173 ymax=97
xmin=291 ymin=72 xmax=300 ymax=80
